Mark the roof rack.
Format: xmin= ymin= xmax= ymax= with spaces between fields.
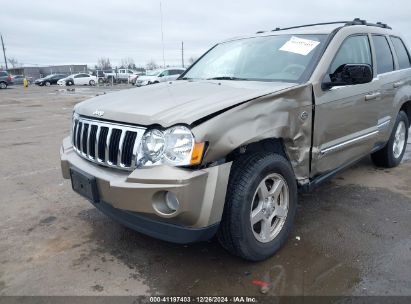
xmin=255 ymin=18 xmax=392 ymax=34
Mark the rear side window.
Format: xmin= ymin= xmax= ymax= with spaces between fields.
xmin=390 ymin=37 xmax=411 ymax=69
xmin=0 ymin=71 xmax=7 ymax=76
xmin=372 ymin=35 xmax=394 ymax=74
xmin=330 ymin=35 xmax=372 ymax=74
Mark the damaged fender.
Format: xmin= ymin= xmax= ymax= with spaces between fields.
xmin=192 ymin=84 xmax=313 ymax=184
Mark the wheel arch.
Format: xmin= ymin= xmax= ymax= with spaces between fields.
xmin=400 ymin=100 xmax=411 ymax=124
xmin=225 ymin=138 xmax=289 ymax=163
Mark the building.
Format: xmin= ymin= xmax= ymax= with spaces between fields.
xmin=7 ymin=65 xmax=88 ymax=79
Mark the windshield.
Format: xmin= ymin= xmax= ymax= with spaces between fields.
xmin=182 ymin=34 xmax=327 ymax=82
xmin=146 ymin=70 xmax=161 ymax=76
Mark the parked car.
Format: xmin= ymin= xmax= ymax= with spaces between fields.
xmin=0 ymin=71 xmax=13 ymax=89
xmin=135 ymin=68 xmax=185 ymax=86
xmin=11 ymin=75 xmax=32 ymax=85
xmin=60 ymin=19 xmax=411 ymax=261
xmin=34 ymin=74 xmax=67 ymax=86
xmin=58 ymin=73 xmax=97 ymax=86
xmin=129 ymin=73 xmax=143 ymax=85
xmin=91 ymin=70 xmax=106 ymax=84
xmin=57 ymin=74 xmax=75 ymax=86
xmin=117 ymin=69 xmax=135 ymax=82
xmin=102 ymin=69 xmax=138 ymax=83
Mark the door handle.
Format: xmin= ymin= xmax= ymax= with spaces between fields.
xmin=365 ymin=92 xmax=381 ymax=101
xmin=393 ymin=81 xmax=404 ymax=88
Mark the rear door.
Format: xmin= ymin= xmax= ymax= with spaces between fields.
xmin=312 ymin=34 xmax=380 ymax=176
xmin=378 ymin=36 xmax=411 ymax=143
xmin=369 ymin=35 xmax=399 ymax=145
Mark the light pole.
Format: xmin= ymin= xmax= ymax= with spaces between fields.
xmin=160 ymin=1 xmax=166 ymax=68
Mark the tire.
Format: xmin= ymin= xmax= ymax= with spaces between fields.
xmin=45 ymin=81 xmax=51 ymax=86
xmin=89 ymin=80 xmax=95 ymax=86
xmin=67 ymin=80 xmax=73 ymax=86
xmin=98 ymin=78 xmax=104 ymax=84
xmin=0 ymin=82 xmax=7 ymax=89
xmin=217 ymin=152 xmax=297 ymax=261
xmin=371 ymin=111 xmax=409 ymax=168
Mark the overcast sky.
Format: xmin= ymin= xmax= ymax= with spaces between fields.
xmin=1 ymin=0 xmax=410 ymax=68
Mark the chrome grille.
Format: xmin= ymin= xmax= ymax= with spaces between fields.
xmin=72 ymin=115 xmax=145 ymax=170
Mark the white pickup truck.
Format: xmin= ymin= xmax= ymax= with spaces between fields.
xmin=104 ymin=69 xmax=135 ymax=83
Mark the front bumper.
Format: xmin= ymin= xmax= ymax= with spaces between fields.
xmin=60 ymin=137 xmax=231 ymax=242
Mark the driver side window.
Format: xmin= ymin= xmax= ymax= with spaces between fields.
xmin=329 ymin=35 xmax=372 ymax=74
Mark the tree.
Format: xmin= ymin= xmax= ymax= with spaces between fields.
xmin=7 ymin=57 xmax=19 ymax=68
xmin=97 ymin=58 xmax=112 ymax=70
xmin=120 ymin=57 xmax=136 ymax=69
xmin=146 ymin=59 xmax=158 ymax=70
xmin=188 ymin=56 xmax=198 ymax=65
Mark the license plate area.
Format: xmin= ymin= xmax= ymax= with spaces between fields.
xmin=70 ymin=167 xmax=99 ymax=203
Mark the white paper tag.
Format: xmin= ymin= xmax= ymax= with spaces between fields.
xmin=279 ymin=36 xmax=320 ymax=56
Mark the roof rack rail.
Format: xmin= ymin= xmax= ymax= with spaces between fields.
xmin=255 ymin=18 xmax=392 ymax=34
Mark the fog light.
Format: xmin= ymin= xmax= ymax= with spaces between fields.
xmin=165 ymin=191 xmax=180 ymax=211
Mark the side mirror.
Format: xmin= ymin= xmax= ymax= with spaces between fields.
xmin=322 ymin=64 xmax=373 ymax=90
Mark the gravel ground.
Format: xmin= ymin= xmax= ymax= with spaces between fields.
xmin=0 ymin=85 xmax=410 ymax=297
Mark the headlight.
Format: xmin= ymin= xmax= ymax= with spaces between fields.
xmin=141 ymin=129 xmax=166 ymax=163
xmin=138 ymin=125 xmax=204 ymax=167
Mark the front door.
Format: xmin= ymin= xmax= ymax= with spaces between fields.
xmin=311 ymin=34 xmax=380 ymax=177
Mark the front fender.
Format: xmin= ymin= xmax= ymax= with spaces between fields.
xmin=192 ymin=84 xmax=313 ymax=183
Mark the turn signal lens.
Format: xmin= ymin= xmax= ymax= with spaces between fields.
xmin=190 ymin=142 xmax=205 ymax=165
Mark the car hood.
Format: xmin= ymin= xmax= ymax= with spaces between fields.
xmin=75 ymin=80 xmax=297 ymax=127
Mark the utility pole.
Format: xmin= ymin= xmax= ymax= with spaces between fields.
xmin=181 ymin=41 xmax=184 ymax=68
xmin=159 ymin=1 xmax=166 ymax=68
xmin=1 ymin=34 xmax=8 ymax=70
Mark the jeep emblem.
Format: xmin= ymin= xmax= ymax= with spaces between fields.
xmin=92 ymin=110 xmax=104 ymax=117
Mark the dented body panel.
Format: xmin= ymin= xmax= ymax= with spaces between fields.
xmin=192 ymin=84 xmax=314 ymax=184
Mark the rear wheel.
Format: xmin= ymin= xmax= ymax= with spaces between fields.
xmin=0 ymin=82 xmax=7 ymax=89
xmin=217 ymin=152 xmax=297 ymax=261
xmin=371 ymin=111 xmax=409 ymax=168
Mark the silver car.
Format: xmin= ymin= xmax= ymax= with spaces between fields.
xmin=136 ymin=68 xmax=186 ymax=86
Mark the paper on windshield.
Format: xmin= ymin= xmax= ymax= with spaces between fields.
xmin=279 ymin=36 xmax=320 ymax=56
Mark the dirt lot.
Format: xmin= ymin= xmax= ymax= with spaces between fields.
xmin=0 ymin=85 xmax=410 ymax=297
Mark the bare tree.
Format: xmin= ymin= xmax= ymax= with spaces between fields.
xmin=146 ymin=59 xmax=158 ymax=70
xmin=120 ymin=57 xmax=136 ymax=69
xmin=188 ymin=56 xmax=198 ymax=65
xmin=97 ymin=58 xmax=112 ymax=70
xmin=7 ymin=57 xmax=19 ymax=68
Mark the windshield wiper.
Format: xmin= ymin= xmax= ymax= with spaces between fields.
xmin=206 ymin=76 xmax=248 ymax=81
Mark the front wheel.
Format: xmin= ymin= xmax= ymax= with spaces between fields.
xmin=217 ymin=152 xmax=297 ymax=261
xmin=0 ymin=82 xmax=7 ymax=89
xmin=371 ymin=111 xmax=409 ymax=168
xmin=89 ymin=80 xmax=95 ymax=86
xmin=45 ymin=81 xmax=51 ymax=86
